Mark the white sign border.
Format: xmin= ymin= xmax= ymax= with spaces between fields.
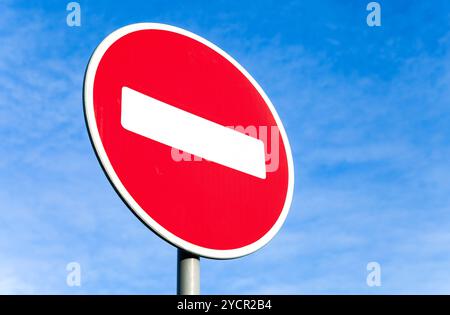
xmin=84 ymin=23 xmax=295 ymax=259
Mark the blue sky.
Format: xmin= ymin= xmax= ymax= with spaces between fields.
xmin=1 ymin=0 xmax=450 ymax=294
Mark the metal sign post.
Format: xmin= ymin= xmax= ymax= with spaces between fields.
xmin=177 ymin=249 xmax=200 ymax=295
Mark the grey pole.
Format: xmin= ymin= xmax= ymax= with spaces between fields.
xmin=177 ymin=248 xmax=200 ymax=295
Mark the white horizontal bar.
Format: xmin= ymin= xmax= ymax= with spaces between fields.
xmin=120 ymin=87 xmax=266 ymax=179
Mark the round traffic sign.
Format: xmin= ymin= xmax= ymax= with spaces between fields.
xmin=84 ymin=23 xmax=294 ymax=259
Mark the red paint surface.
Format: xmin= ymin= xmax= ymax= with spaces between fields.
xmin=93 ymin=29 xmax=289 ymax=250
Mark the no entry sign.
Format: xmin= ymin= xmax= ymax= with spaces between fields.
xmin=84 ymin=23 xmax=294 ymax=259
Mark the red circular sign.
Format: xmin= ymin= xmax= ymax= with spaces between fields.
xmin=84 ymin=23 xmax=294 ymax=259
